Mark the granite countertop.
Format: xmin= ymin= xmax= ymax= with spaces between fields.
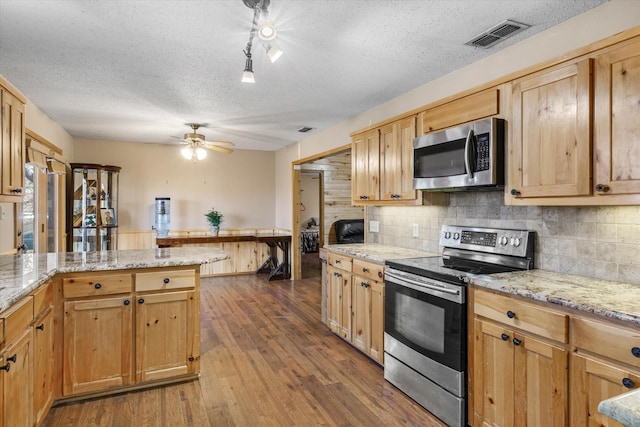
xmin=598 ymin=389 xmax=640 ymax=427
xmin=0 ymin=247 xmax=229 ymax=314
xmin=323 ymin=243 xmax=439 ymax=264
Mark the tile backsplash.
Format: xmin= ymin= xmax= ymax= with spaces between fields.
xmin=366 ymin=192 xmax=640 ymax=285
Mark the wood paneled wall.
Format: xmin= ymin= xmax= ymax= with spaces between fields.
xmin=301 ymin=151 xmax=364 ymax=244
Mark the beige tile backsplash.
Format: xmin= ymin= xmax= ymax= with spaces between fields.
xmin=366 ymin=192 xmax=640 ymax=285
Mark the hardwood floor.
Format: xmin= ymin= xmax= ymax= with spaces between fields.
xmin=43 ymin=272 xmax=445 ymax=426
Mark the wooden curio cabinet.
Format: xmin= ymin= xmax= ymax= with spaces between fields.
xmin=68 ymin=163 xmax=120 ymax=252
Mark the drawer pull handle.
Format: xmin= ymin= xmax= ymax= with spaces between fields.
xmin=512 ymin=338 xmax=521 ymax=346
xmin=7 ymin=354 xmax=17 ymax=363
xmin=163 ymin=278 xmax=170 ymax=284
xmin=362 ymin=267 xmax=368 ymax=272
xmin=335 ymin=260 xmax=341 ymax=264
xmin=510 ymin=188 xmax=521 ymax=196
xmin=632 ymin=347 xmax=640 ymax=358
xmin=0 ymin=363 xmax=9 ymax=372
xmin=94 ymin=283 xmax=102 ymax=289
xmin=36 ymin=324 xmax=45 ymax=331
xmin=622 ymin=378 xmax=635 ymax=389
xmin=124 ymin=299 xmax=131 ymax=306
xmin=361 ymin=282 xmax=370 ymax=288
xmin=506 ymin=310 xmax=516 ymax=319
xmin=501 ymin=333 xmax=509 ymax=341
xmin=138 ymin=298 xmax=145 ymax=304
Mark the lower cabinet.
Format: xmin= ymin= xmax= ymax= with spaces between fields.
xmin=1 ymin=327 xmax=34 ymax=427
xmin=326 ymin=252 xmax=385 ymax=364
xmin=33 ymin=308 xmax=55 ymax=426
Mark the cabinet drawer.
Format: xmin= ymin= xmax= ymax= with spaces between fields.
xmin=328 ymin=253 xmax=352 ymax=272
xmin=572 ymin=317 xmax=640 ymax=368
xmin=32 ymin=282 xmax=53 ymax=317
xmin=63 ymin=274 xmax=132 ymax=298
xmin=135 ymin=269 xmax=195 ymax=292
xmin=2 ymin=296 xmax=34 ymax=344
xmin=474 ymin=290 xmax=568 ymax=343
xmin=352 ymin=258 xmax=384 ymax=282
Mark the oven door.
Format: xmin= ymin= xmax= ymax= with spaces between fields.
xmin=384 ymin=274 xmax=466 ymax=372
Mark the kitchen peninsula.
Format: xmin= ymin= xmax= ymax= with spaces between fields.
xmin=0 ymin=247 xmax=228 ymax=426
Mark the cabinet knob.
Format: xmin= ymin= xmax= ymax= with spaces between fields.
xmin=378 ymin=272 xmax=383 ymax=278
xmin=138 ymin=298 xmax=145 ymax=304
xmin=36 ymin=324 xmax=45 ymax=331
xmin=10 ymin=188 xmax=22 ymax=194
xmin=631 ymin=347 xmax=640 ymax=358
xmin=124 ymin=299 xmax=130 ymax=306
xmin=512 ymin=338 xmax=522 ymax=346
xmin=6 ymin=354 xmax=17 ymax=363
xmin=94 ymin=283 xmax=102 ymax=289
xmin=510 ymin=188 xmax=521 ymax=196
xmin=335 ymin=260 xmax=341 ymax=264
xmin=0 ymin=363 xmax=9 ymax=372
xmin=506 ymin=310 xmax=516 ymax=319
xmin=361 ymin=282 xmax=370 ymax=288
xmin=622 ymin=377 xmax=635 ymax=389
xmin=595 ymin=184 xmax=610 ymax=193
xmin=501 ymin=333 xmax=509 ymax=341
xmin=362 ymin=267 xmax=368 ymax=272
xmin=163 ymin=278 xmax=170 ymax=284
xmin=16 ymin=244 xmax=26 ymax=252
xmin=360 ymin=195 xmax=368 ymax=200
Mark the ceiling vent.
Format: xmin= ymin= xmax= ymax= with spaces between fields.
xmin=297 ymin=126 xmax=314 ymax=133
xmin=465 ymin=19 xmax=531 ymax=49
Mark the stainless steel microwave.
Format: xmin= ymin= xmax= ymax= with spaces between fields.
xmin=413 ymin=117 xmax=505 ymax=191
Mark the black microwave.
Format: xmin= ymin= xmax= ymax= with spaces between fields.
xmin=413 ymin=117 xmax=505 ymax=191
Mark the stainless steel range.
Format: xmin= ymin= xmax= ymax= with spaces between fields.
xmin=384 ymin=225 xmax=535 ymax=427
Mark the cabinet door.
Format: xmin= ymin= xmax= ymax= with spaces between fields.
xmin=34 ymin=308 xmax=55 ymax=426
xmin=2 ymin=327 xmax=33 ymax=427
xmin=510 ymin=59 xmax=592 ymax=198
xmin=135 ymin=291 xmax=197 ymax=382
xmin=1 ymin=88 xmax=25 ymax=197
xmin=63 ymin=296 xmax=133 ymax=396
xmin=352 ymin=130 xmax=380 ymax=203
xmin=368 ymin=280 xmax=384 ymax=364
xmin=570 ymin=354 xmax=640 ymax=427
xmin=474 ymin=319 xmax=515 ymax=427
xmin=513 ymin=333 xmax=568 ymax=427
xmin=381 ymin=117 xmax=417 ymax=201
xmin=327 ymin=266 xmax=351 ymax=339
xmin=595 ymin=38 xmax=640 ymax=195
xmin=351 ymin=276 xmax=371 ymax=354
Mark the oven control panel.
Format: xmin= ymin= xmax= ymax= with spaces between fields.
xmin=440 ymin=225 xmax=533 ymax=257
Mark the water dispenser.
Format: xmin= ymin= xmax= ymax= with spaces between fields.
xmin=155 ymin=197 xmax=170 ymax=237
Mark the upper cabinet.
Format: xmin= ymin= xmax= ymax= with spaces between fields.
xmin=509 ymin=59 xmax=593 ymax=199
xmin=0 ymin=79 xmax=26 ymax=201
xmin=351 ymin=116 xmax=420 ymax=206
xmin=594 ymin=37 xmax=640 ymax=196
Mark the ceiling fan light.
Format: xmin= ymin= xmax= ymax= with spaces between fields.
xmin=242 ymin=57 xmax=255 ymax=83
xmin=258 ymin=21 xmax=277 ymax=41
xmin=181 ymin=146 xmax=194 ymax=160
xmin=267 ymin=46 xmax=283 ymax=63
xmin=195 ymin=147 xmax=208 ymax=160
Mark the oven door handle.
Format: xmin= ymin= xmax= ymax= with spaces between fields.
xmin=385 ymin=271 xmax=460 ymax=296
xmin=464 ymin=129 xmax=475 ymax=180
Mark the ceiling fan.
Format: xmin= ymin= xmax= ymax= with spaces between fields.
xmin=176 ymin=123 xmax=235 ymax=160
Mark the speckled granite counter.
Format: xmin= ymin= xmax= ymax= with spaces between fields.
xmin=323 ymin=243 xmax=438 ymax=263
xmin=598 ymin=389 xmax=640 ymax=426
xmin=0 ymin=247 xmax=229 ymax=313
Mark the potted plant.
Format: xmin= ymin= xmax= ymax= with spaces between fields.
xmin=205 ymin=208 xmax=224 ymax=236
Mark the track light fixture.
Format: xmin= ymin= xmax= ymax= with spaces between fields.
xmin=241 ymin=0 xmax=283 ymax=83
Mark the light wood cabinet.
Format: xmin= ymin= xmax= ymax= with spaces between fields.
xmin=32 ymin=282 xmax=55 ymax=426
xmin=594 ymin=37 xmax=640 ymax=196
xmin=509 ymin=59 xmax=593 ymax=199
xmin=1 ymin=327 xmax=34 ymax=427
xmin=0 ymin=81 xmax=25 ymax=200
xmin=472 ymin=289 xmax=569 ymax=426
xmin=326 ymin=252 xmax=385 ymax=364
xmin=352 ymin=117 xmax=420 ymax=206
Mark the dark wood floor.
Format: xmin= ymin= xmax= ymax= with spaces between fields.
xmin=43 ymin=265 xmax=445 ymax=426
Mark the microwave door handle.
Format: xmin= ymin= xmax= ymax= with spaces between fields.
xmin=464 ymin=129 xmax=475 ymax=179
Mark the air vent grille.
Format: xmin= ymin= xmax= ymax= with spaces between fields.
xmin=465 ymin=19 xmax=531 ymax=49
xmin=298 ymin=126 xmax=314 ymax=133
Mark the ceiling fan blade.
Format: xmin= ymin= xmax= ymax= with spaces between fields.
xmin=206 ymin=145 xmax=234 ymax=154
xmin=203 ymin=140 xmax=235 ymax=147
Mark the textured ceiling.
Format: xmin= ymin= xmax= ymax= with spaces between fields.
xmin=0 ymin=0 xmax=606 ymax=151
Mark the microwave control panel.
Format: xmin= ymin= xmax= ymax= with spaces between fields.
xmin=475 ymin=133 xmax=490 ymax=171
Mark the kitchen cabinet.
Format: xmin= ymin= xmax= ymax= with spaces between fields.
xmin=0 ymin=79 xmax=26 ymax=201
xmin=326 ymin=251 xmax=385 ymax=364
xmin=594 ymin=37 xmax=640 ymax=196
xmin=0 ymin=296 xmax=34 ymax=427
xmin=352 ymin=116 xmax=421 ymax=206
xmin=509 ymin=59 xmax=593 ymax=199
xmin=33 ymin=282 xmax=55 ymax=426
xmin=570 ymin=317 xmax=640 ymax=426
xmin=472 ymin=289 xmax=569 ymax=427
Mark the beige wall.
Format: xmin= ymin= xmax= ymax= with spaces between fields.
xmin=274 ymin=0 xmax=640 ymax=231
xmin=25 ymin=100 xmax=74 ymax=158
xmin=74 ymin=139 xmax=276 ymax=231
xmin=300 ymin=174 xmax=320 ymax=225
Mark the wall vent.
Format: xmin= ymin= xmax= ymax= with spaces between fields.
xmin=465 ymin=19 xmax=531 ymax=49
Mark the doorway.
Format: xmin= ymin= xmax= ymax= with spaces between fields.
xmin=299 ymin=171 xmax=323 ymax=279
